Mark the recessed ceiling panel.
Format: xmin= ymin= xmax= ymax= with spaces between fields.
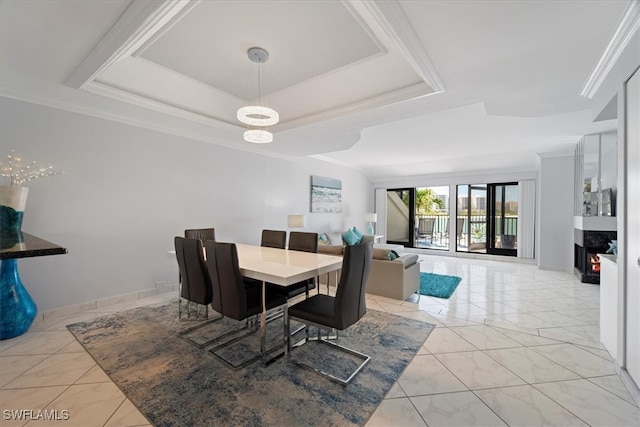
xmin=139 ymin=0 xmax=383 ymax=101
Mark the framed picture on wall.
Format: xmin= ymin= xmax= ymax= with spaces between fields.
xmin=310 ymin=175 xmax=342 ymax=213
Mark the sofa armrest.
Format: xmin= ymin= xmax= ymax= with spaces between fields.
xmin=397 ymin=254 xmax=418 ymax=268
xmin=365 ymin=256 xmax=420 ymax=300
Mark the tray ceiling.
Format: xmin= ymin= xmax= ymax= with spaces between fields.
xmin=1 ymin=0 xmax=633 ymax=180
xmin=68 ymin=0 xmax=439 ymax=132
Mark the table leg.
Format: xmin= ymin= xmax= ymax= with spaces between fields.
xmin=260 ymin=280 xmax=266 ymax=364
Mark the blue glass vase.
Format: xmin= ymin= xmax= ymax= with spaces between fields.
xmin=1 ymin=259 xmax=37 ymax=340
xmin=1 ymin=185 xmax=36 ymax=340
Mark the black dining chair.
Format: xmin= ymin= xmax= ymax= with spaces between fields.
xmin=174 ymin=237 xmax=222 ymax=347
xmin=205 ymin=241 xmax=288 ymax=367
xmin=261 ymin=229 xmax=286 ymax=249
xmin=184 ymin=228 xmax=215 ymax=243
xmin=267 ymin=231 xmax=318 ymax=300
xmin=287 ymin=242 xmax=373 ymax=385
xmin=179 ymin=229 xmax=215 ymax=285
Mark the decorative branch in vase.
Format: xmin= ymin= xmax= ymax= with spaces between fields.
xmin=1 ymin=150 xmax=64 ymax=186
xmin=0 ymin=150 xmax=64 ymax=233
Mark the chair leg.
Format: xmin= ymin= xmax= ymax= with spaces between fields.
xmin=177 ymin=301 xmax=224 ymax=349
xmin=287 ymin=322 xmax=370 ymax=386
xmin=286 ymin=313 xmax=292 ymax=358
xmin=283 ymin=306 xmax=289 ymax=356
xmin=212 ymin=303 xmax=289 ymax=370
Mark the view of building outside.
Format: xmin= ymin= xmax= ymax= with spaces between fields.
xmin=415 ymin=186 xmax=449 ymax=250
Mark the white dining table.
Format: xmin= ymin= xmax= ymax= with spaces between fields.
xmin=234 ymin=244 xmax=342 ymax=362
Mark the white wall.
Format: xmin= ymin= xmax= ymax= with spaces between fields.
xmin=0 ymin=98 xmax=373 ymax=311
xmin=537 ymin=154 xmax=574 ymax=271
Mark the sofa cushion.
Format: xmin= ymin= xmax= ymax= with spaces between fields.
xmin=318 ymin=245 xmax=344 ymax=256
xmin=342 ymin=229 xmax=360 ymax=246
xmin=326 ymin=232 xmax=344 ymax=246
xmin=361 ymin=234 xmax=374 ymax=244
xmin=352 ymin=226 xmax=364 ymax=240
xmin=372 ymin=248 xmax=400 ymax=260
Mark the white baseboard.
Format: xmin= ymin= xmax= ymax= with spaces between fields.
xmin=621 ymin=369 xmax=640 ymax=407
xmin=32 ymin=283 xmax=179 ymax=324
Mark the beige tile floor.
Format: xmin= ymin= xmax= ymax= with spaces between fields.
xmin=1 ymin=255 xmax=639 ymax=426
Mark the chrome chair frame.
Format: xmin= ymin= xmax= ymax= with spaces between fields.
xmin=287 ymin=317 xmax=371 ymax=386
xmin=286 ymin=242 xmax=373 ymax=385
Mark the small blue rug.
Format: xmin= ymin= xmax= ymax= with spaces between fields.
xmin=419 ymin=272 xmax=461 ymax=298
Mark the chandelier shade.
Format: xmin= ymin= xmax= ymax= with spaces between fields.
xmin=238 ymin=47 xmax=278 ymax=144
xmin=237 ymin=105 xmax=279 ymax=127
xmin=243 ymin=129 xmax=273 ymax=144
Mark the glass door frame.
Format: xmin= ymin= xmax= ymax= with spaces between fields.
xmin=486 ymin=182 xmax=518 ymax=257
xmin=386 ymin=188 xmax=416 ymax=247
xmin=456 ymin=184 xmax=488 ymax=253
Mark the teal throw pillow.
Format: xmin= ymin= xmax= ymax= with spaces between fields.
xmin=352 ymin=226 xmax=363 ymax=240
xmin=342 ymin=229 xmax=360 ymax=246
xmin=388 ymin=250 xmax=399 ymax=260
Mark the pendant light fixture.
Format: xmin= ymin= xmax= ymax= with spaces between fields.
xmin=237 ymin=47 xmax=279 ymax=144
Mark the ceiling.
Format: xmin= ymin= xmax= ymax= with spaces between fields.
xmin=0 ymin=0 xmax=634 ymax=182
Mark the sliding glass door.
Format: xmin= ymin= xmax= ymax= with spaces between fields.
xmin=487 ymin=183 xmax=518 ymax=256
xmin=457 ymin=184 xmax=487 ymax=253
xmin=415 ymin=186 xmax=449 ymax=250
xmin=386 ymin=188 xmax=415 ymax=246
xmin=457 ymin=182 xmax=518 ymax=256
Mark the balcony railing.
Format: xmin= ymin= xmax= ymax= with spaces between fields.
xmin=415 ymin=214 xmax=518 ymax=249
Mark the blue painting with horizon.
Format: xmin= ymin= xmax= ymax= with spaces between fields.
xmin=310 ymin=175 xmax=342 ymax=213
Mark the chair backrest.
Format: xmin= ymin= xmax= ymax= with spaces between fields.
xmin=261 ymin=229 xmax=286 ymax=249
xmin=456 ymin=218 xmax=465 ymax=238
xmin=418 ymin=218 xmax=435 ymax=234
xmin=204 ymin=241 xmax=248 ymax=321
xmin=289 ymin=231 xmax=318 ymax=253
xmin=174 ymin=237 xmax=212 ymax=305
xmin=184 ymin=228 xmax=216 ymax=244
xmin=334 ymin=242 xmax=373 ymax=330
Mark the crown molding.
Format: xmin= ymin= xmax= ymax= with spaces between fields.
xmin=1 ymin=85 xmax=307 ymax=163
xmin=537 ymin=149 xmax=575 ymax=159
xmin=276 ymin=82 xmax=434 ymax=132
xmin=65 ymin=0 xmax=197 ymax=90
xmin=347 ymin=0 xmax=446 ymax=93
xmin=580 ymin=0 xmax=640 ymax=99
xmin=83 ymin=80 xmax=239 ymax=130
xmin=0 ymin=84 xmax=231 ymax=142
xmin=309 ymin=154 xmax=364 ymax=171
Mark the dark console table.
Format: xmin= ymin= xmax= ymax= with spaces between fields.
xmin=1 ymin=232 xmax=68 ymax=339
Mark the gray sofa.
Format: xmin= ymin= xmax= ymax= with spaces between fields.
xmin=365 ymin=249 xmax=420 ymax=300
xmin=318 ymin=234 xmax=420 ymax=300
xmin=317 ymin=232 xmax=374 ymax=256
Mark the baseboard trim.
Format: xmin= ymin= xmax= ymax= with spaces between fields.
xmin=620 ymin=368 xmax=640 ymax=407
xmin=33 ymin=283 xmax=179 ymax=324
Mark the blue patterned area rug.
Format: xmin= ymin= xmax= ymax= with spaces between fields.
xmin=67 ymin=301 xmax=435 ymax=427
xmin=419 ymin=272 xmax=462 ymax=298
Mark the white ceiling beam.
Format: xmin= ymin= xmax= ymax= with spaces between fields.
xmin=65 ymin=0 xmax=198 ymax=90
xmin=346 ymin=0 xmax=446 ymax=93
